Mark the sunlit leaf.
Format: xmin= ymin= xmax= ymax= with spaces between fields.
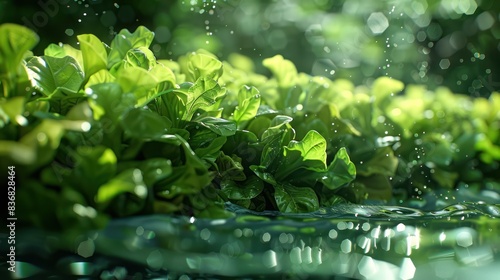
xmin=184 ymin=77 xmax=226 ymax=120
xmin=108 ymin=26 xmax=154 ymax=68
xmin=275 ymin=130 xmax=327 ymax=180
xmin=186 ymin=52 xmax=223 ymax=81
xmin=77 ymin=34 xmax=108 ymax=78
xmin=0 ymin=24 xmax=39 ymax=84
xmin=233 ymin=85 xmax=261 ymax=127
xmin=371 ymin=76 xmax=404 ymax=102
xmin=26 ymin=56 xmax=84 ymax=96
xmin=0 ymin=96 xmax=26 ymax=126
xmin=262 ymin=55 xmax=297 ymax=88
xmin=124 ymin=46 xmax=156 ymax=70
xmin=44 ymin=43 xmax=83 ymax=68
xmin=88 ymin=83 xmax=136 ymax=121
xmin=116 ymin=66 xmax=158 ymax=106
xmin=85 ymin=69 xmax=116 ymax=88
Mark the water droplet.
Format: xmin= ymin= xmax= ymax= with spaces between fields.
xmin=439 ymin=232 xmax=446 ymax=242
xmin=263 ymin=250 xmax=277 ymax=268
xmin=341 ymin=239 xmax=352 ymax=253
xmin=328 ymin=229 xmax=338 ymax=239
xmin=261 ymin=232 xmax=271 ymax=242
xmin=146 ymin=250 xmax=163 ymax=270
xmin=200 ymin=228 xmax=211 ymax=240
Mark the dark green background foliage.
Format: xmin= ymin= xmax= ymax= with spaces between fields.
xmin=1 ymin=0 xmax=499 ymax=97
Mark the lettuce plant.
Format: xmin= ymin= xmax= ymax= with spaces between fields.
xmin=1 ymin=23 xmax=498 ymax=233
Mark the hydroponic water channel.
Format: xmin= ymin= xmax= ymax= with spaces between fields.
xmin=1 ymin=1 xmax=500 ymax=279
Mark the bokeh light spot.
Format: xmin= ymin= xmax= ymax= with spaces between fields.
xmin=476 ymin=11 xmax=495 ymax=30
xmin=367 ymin=12 xmax=389 ymax=35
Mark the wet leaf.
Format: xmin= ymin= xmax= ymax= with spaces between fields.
xmin=322 ymin=147 xmax=357 ymax=190
xmin=274 ymin=183 xmax=319 ymax=213
xmin=121 ymin=108 xmax=171 ymax=140
xmin=196 ymin=116 xmax=236 ymax=136
xmin=275 ymin=130 xmax=327 ymax=181
xmin=184 ymin=77 xmax=226 ymax=120
xmin=221 ymin=175 xmax=264 ymax=200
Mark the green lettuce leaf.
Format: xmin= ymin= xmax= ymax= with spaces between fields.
xmin=186 ymin=52 xmax=223 ymax=81
xmin=274 ymin=183 xmax=319 ymax=212
xmin=77 ymin=34 xmax=108 ymax=78
xmin=26 ymin=56 xmax=84 ymax=97
xmin=155 ymin=135 xmax=213 ymax=199
xmin=120 ymin=108 xmax=171 ymax=140
xmin=233 ymin=85 xmax=261 ymax=128
xmin=66 ymin=146 xmax=117 ymax=202
xmin=184 ymin=77 xmax=226 ymax=120
xmin=275 ymin=130 xmax=327 ymax=181
xmin=96 ymin=168 xmax=148 ymax=216
xmin=262 ymin=55 xmax=297 ymax=88
xmin=0 ymin=23 xmax=39 ymax=97
xmin=108 ymin=26 xmax=154 ymax=68
xmin=220 ymin=175 xmax=264 ymax=200
xmin=195 ymin=116 xmax=236 ymax=136
xmin=321 ymin=147 xmax=357 ymax=190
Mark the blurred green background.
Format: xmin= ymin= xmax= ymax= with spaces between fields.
xmin=1 ymin=0 xmax=499 ymax=97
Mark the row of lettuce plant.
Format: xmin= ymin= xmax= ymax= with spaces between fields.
xmin=1 ymin=24 xmax=499 ymax=233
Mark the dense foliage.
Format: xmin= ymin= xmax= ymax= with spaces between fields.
xmin=2 ymin=0 xmax=499 ymax=97
xmin=1 ymin=24 xmax=499 ymax=232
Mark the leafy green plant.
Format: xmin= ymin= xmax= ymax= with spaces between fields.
xmin=1 ymin=23 xmax=498 ymax=233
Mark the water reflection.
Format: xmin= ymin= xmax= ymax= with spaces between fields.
xmin=8 ymin=201 xmax=500 ymax=279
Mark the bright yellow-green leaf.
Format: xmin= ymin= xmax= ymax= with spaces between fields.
xmin=78 ymin=34 xmax=108 ymax=78
xmin=263 ymin=55 xmax=297 ymax=88
xmin=371 ymin=76 xmax=404 ymax=101
xmin=0 ymin=23 xmax=39 ymax=76
xmin=234 ymin=85 xmax=261 ymax=127
xmin=85 ymin=69 xmax=116 ymax=88
xmin=186 ymin=53 xmax=223 ymax=81
xmin=0 ymin=96 xmax=26 ymax=126
xmin=26 ymin=56 xmax=84 ymax=96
